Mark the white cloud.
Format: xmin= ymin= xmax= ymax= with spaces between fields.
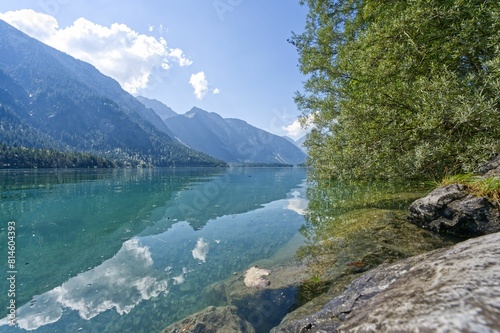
xmin=283 ymin=119 xmax=302 ymax=137
xmin=189 ymin=71 xmax=209 ymax=100
xmin=148 ymin=24 xmax=154 ymax=32
xmin=168 ymin=48 xmax=193 ymax=67
xmin=283 ymin=119 xmax=307 ymax=138
xmin=213 ymin=88 xmax=220 ymax=95
xmin=0 ymin=9 xmax=58 ymax=41
xmin=0 ymin=9 xmax=192 ymax=94
xmin=158 ymin=24 xmax=165 ymax=34
xmin=283 ymin=114 xmax=315 ymax=139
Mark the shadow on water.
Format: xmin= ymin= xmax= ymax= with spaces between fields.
xmin=234 ymin=286 xmax=298 ymax=333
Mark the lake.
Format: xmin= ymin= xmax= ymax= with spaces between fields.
xmin=0 ymin=167 xmax=308 ymax=333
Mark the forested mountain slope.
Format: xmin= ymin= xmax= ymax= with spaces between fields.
xmin=0 ymin=19 xmax=225 ymax=167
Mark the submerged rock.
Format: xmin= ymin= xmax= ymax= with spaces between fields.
xmin=162 ymin=306 xmax=255 ymax=333
xmin=202 ymin=263 xmax=308 ymax=333
xmin=271 ymin=232 xmax=500 ymax=332
xmin=243 ymin=266 xmax=271 ymax=288
xmin=408 ymin=184 xmax=500 ymax=237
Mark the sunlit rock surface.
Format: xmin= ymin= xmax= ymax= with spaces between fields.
xmin=162 ymin=306 xmax=255 ymax=333
xmin=271 ymin=232 xmax=500 ymax=332
xmin=408 ymin=184 xmax=500 ymax=237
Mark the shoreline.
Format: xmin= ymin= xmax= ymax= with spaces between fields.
xmin=162 ymin=172 xmax=500 ymax=332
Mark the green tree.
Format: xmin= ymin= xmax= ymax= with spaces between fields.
xmin=293 ymin=0 xmax=500 ymax=180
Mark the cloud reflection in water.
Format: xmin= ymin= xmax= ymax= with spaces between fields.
xmin=11 ymin=238 xmax=168 ymax=331
xmin=286 ymin=189 xmax=308 ymax=216
xmin=191 ymin=237 xmax=209 ymax=263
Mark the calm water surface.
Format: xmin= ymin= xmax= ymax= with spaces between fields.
xmin=0 ymin=167 xmax=308 ymax=333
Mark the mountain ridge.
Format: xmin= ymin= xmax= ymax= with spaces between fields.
xmin=142 ymin=102 xmax=307 ymax=165
xmin=0 ymin=19 xmax=225 ymax=167
xmin=136 ymin=96 xmax=177 ymax=121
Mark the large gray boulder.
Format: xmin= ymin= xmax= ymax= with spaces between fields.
xmin=408 ymin=184 xmax=500 ymax=237
xmin=271 ymin=232 xmax=500 ymax=332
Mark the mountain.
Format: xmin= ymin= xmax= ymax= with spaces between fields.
xmin=295 ymin=135 xmax=308 ymax=153
xmin=283 ymin=135 xmax=308 ymax=154
xmin=163 ymin=107 xmax=307 ymax=165
xmin=136 ymin=96 xmax=177 ymax=121
xmin=0 ymin=20 xmax=225 ymax=167
xmin=133 ymin=96 xmax=177 ymax=137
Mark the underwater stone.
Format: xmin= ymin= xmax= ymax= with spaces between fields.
xmin=243 ymin=266 xmax=271 ymax=288
xmin=161 ymin=306 xmax=255 ymax=333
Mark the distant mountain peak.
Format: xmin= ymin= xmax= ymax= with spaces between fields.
xmin=136 ymin=96 xmax=177 ymax=120
xmin=189 ymin=106 xmax=205 ymax=113
xmin=164 ymin=108 xmax=307 ymax=165
xmin=187 ymin=107 xmax=213 ymax=115
xmin=186 ymin=107 xmax=205 ymax=116
xmin=185 ymin=107 xmax=225 ymax=121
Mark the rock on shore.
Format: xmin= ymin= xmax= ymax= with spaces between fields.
xmin=271 ymin=231 xmax=500 ymax=332
xmin=408 ymin=183 xmax=500 ymax=237
xmin=478 ymin=155 xmax=500 ymax=177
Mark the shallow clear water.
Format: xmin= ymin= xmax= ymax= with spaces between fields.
xmin=0 ymin=167 xmax=308 ymax=333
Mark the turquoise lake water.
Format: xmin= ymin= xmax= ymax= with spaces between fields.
xmin=0 ymin=167 xmax=308 ymax=332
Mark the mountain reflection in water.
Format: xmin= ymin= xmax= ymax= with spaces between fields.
xmin=0 ymin=167 xmax=308 ymax=333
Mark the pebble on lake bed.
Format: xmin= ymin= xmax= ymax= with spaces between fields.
xmin=243 ymin=266 xmax=271 ymax=288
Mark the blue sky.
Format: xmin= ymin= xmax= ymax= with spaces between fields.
xmin=0 ymin=1 xmax=310 ymax=139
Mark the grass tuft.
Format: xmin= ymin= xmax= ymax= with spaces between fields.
xmin=439 ymin=174 xmax=500 ymax=203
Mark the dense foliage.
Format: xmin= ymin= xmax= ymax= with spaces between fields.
xmin=0 ymin=103 xmax=226 ymax=168
xmin=0 ymin=143 xmax=115 ymax=169
xmin=293 ymin=0 xmax=500 ymax=180
xmin=229 ymin=162 xmax=293 ymax=167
